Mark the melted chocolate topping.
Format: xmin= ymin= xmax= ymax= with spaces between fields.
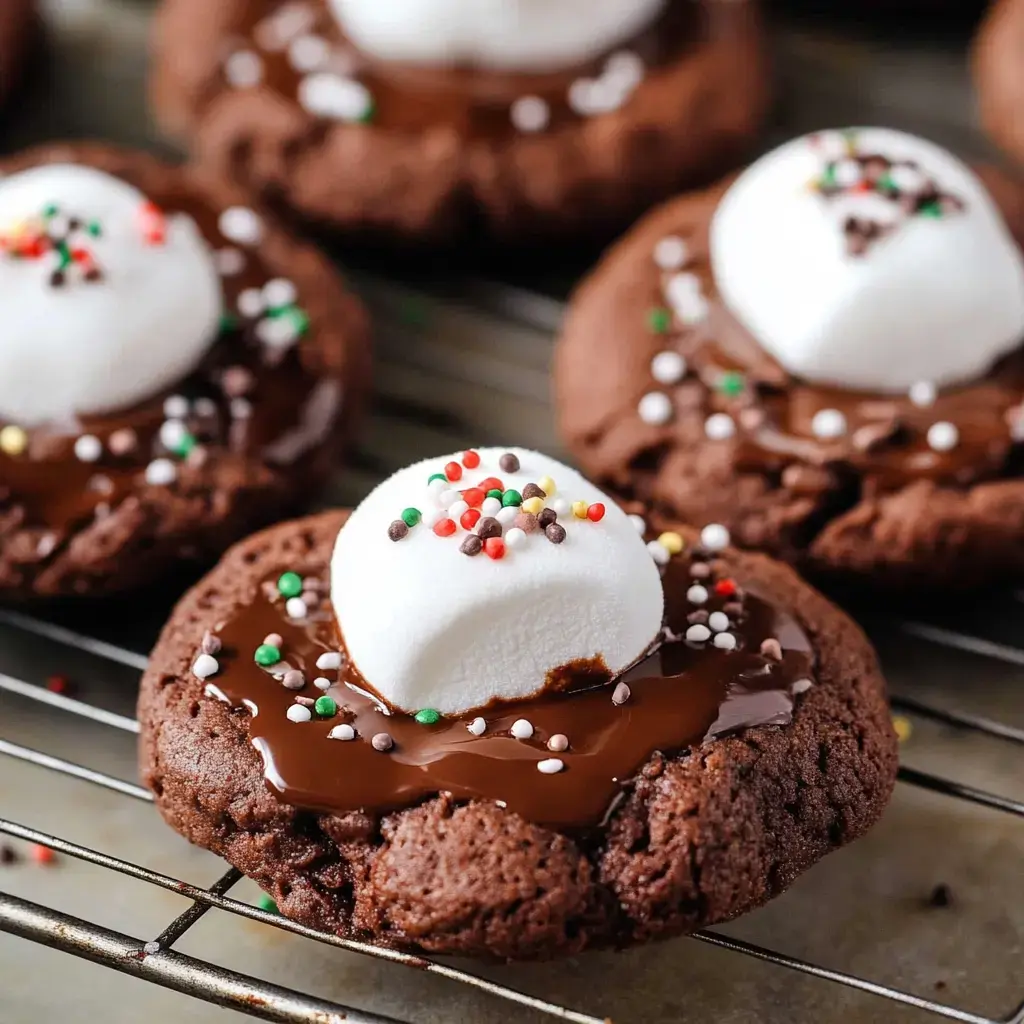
xmin=204 ymin=543 xmax=814 ymax=831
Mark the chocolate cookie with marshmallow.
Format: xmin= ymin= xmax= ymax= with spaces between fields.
xmin=974 ymin=0 xmax=1024 ymax=171
xmin=0 ymin=143 xmax=370 ymax=599
xmin=138 ymin=447 xmax=896 ymax=961
xmin=149 ymin=0 xmax=768 ymax=242
xmin=556 ymin=128 xmax=1024 ymax=590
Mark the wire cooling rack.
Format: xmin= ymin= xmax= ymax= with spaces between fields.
xmin=1 ymin=602 xmax=1023 ymax=1024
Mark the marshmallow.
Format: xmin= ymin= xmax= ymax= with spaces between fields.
xmin=711 ymin=128 xmax=1024 ymax=393
xmin=0 ymin=164 xmax=222 ymax=426
xmin=328 ymin=0 xmax=665 ymax=72
xmin=331 ymin=448 xmax=664 ymax=715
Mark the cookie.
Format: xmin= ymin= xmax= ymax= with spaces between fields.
xmin=0 ymin=0 xmax=34 ymax=108
xmin=0 ymin=143 xmax=370 ymax=599
xmin=974 ymin=0 xmax=1024 ymax=170
xmin=556 ymin=127 xmax=1024 ymax=591
xmin=139 ymin=448 xmax=897 ymax=961
xmin=149 ymin=0 xmax=768 ymax=242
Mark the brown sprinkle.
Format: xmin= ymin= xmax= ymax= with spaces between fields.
xmin=723 ymin=601 xmax=745 ymax=618
xmin=690 ymin=562 xmax=711 ymax=578
xmin=282 ymin=670 xmax=305 ymax=690
xmin=388 ymin=520 xmax=409 ymax=542
xmin=107 ymin=428 xmax=137 ymax=456
xmin=263 ymin=633 xmax=283 ymax=648
xmin=200 ymin=631 xmax=222 ymax=655
xmin=612 ymin=682 xmax=631 ymax=706
xmin=371 ymin=732 xmax=394 ymax=752
xmin=760 ymin=638 xmax=783 ymax=661
xmin=547 ymin=733 xmax=569 ymax=753
xmin=521 ymin=482 xmax=544 ymax=500
xmin=537 ymin=508 xmax=557 ymax=529
xmin=545 ymin=523 xmax=566 ymax=544
xmin=294 ymin=696 xmax=315 ymax=707
xmin=687 ymin=609 xmax=709 ymax=625
xmin=460 ymin=534 xmax=483 ymax=557
xmin=499 ymin=452 xmax=520 ymax=473
xmin=476 ymin=517 xmax=502 ymax=540
xmin=514 ymin=512 xmax=539 ymax=533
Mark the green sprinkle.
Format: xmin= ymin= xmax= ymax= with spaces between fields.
xmin=278 ymin=572 xmax=303 ymax=598
xmin=820 ymin=164 xmax=836 ymax=189
xmin=358 ymin=99 xmax=376 ymax=125
xmin=876 ymin=172 xmax=896 ymax=194
xmin=86 ymin=220 xmax=102 ymax=237
xmin=269 ymin=304 xmax=310 ymax=336
xmin=43 ymin=203 xmax=59 ymax=219
xmin=717 ymin=372 xmax=745 ymax=397
xmin=919 ymin=201 xmax=943 ymax=219
xmin=428 ymin=473 xmax=447 ymax=484
xmin=173 ymin=434 xmax=197 ymax=459
xmin=414 ymin=708 xmax=441 ymax=726
xmin=401 ymin=507 xmax=421 ymax=527
xmin=501 ymin=489 xmax=523 ymax=508
xmin=647 ymin=307 xmax=672 ymax=334
xmin=486 ymin=488 xmax=503 ymax=500
xmin=254 ymin=644 xmax=281 ymax=667
xmin=257 ymin=894 xmax=278 ymax=914
xmin=314 ymin=696 xmax=337 ymax=717
xmin=56 ymin=242 xmax=73 ymax=270
xmin=219 ymin=312 xmax=240 ymax=332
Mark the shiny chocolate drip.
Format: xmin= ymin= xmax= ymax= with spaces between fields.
xmin=205 ymin=547 xmax=814 ymax=831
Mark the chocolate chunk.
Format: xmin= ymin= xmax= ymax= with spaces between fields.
xmin=388 ymin=520 xmax=409 ymax=542
xmin=460 ymin=535 xmax=483 ymax=557
xmin=538 ymin=508 xmax=557 ymax=529
xmin=499 ymin=453 xmax=520 ymax=473
xmin=521 ymin=483 xmax=544 ymax=500
xmin=476 ymin=517 xmax=502 ymax=540
xmin=545 ymin=523 xmax=566 ymax=544
xmin=514 ymin=512 xmax=539 ymax=533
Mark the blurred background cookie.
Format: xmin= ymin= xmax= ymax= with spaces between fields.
xmin=973 ymin=0 xmax=1024 ymax=169
xmin=0 ymin=0 xmax=35 ymax=109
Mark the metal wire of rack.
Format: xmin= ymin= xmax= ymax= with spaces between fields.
xmin=1 ymin=608 xmax=1023 ymax=1024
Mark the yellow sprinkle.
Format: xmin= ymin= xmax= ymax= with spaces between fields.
xmin=657 ymin=531 xmax=684 ymax=555
xmin=572 ymin=501 xmax=588 ymax=520
xmin=521 ymin=496 xmax=544 ymax=515
xmin=0 ymin=424 xmax=27 ymax=456
xmin=892 ymin=715 xmax=912 ymax=743
xmin=538 ymin=475 xmax=556 ymax=497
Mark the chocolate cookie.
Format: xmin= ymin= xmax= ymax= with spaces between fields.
xmin=974 ymin=0 xmax=1024 ymax=169
xmin=556 ymin=127 xmax=1024 ymax=590
xmin=149 ymin=0 xmax=768 ymax=242
xmin=0 ymin=0 xmax=34 ymax=108
xmin=0 ymin=143 xmax=370 ymax=599
xmin=139 ymin=449 xmax=896 ymax=962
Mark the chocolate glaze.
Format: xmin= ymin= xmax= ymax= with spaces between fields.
xmin=0 ymin=176 xmax=337 ymax=544
xmin=207 ymin=546 xmax=814 ymax=831
xmin=231 ymin=0 xmax=703 ymax=138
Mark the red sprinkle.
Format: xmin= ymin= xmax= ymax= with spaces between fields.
xmin=31 ymin=844 xmax=56 ymax=866
xmin=460 ymin=509 xmax=481 ymax=530
xmin=463 ymin=487 xmax=485 ymax=508
xmin=478 ymin=477 xmax=503 ymax=493
xmin=462 ymin=450 xmax=480 ymax=469
xmin=433 ymin=518 xmax=457 ymax=537
xmin=714 ymin=579 xmax=737 ymax=597
xmin=484 ymin=537 xmax=506 ymax=560
xmin=71 ymin=248 xmax=90 ymax=264
xmin=586 ymin=502 xmax=606 ymax=523
xmin=444 ymin=461 xmax=463 ymax=482
xmin=46 ymin=675 xmax=72 ymax=695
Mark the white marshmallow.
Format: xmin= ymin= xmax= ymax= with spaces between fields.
xmin=0 ymin=164 xmax=222 ymax=426
xmin=328 ymin=0 xmax=665 ymax=72
xmin=331 ymin=448 xmax=664 ymax=715
xmin=711 ymin=128 xmax=1024 ymax=393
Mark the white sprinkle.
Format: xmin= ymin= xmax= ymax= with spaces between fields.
xmin=159 ymin=419 xmax=188 ymax=451
xmin=194 ymin=398 xmax=217 ymax=418
xmin=927 ymin=421 xmax=959 ymax=452
xmin=298 ymin=73 xmax=373 ymax=122
xmin=547 ymin=733 xmax=569 ymax=752
xmin=497 ymin=506 xmax=519 ymax=526
xmin=46 ymin=214 xmax=70 ymax=239
xmin=811 ymin=408 xmax=847 ymax=440
xmin=328 ymin=723 xmax=356 ymax=741
xmin=700 ymin=523 xmax=730 ymax=551
xmin=448 ymin=499 xmax=469 ymax=520
xmin=439 ymin=488 xmax=460 ymax=507
xmin=647 ymin=540 xmax=671 ymax=565
xmin=204 ymin=682 xmax=229 ymax=703
xmin=705 ymin=413 xmax=736 ymax=441
xmin=510 ymin=95 xmax=550 ymax=133
xmin=467 ymin=717 xmax=487 ymax=737
xmin=537 ymin=758 xmax=565 ymax=775
xmin=638 ymin=392 xmax=673 ymax=426
xmin=833 ymin=158 xmax=862 ymax=188
xmin=628 ymin=514 xmax=647 ymax=535
xmin=192 ymin=654 xmax=219 ymax=680
xmin=666 ymin=273 xmax=709 ymax=324
xmin=687 ymin=584 xmax=709 ymax=605
xmin=423 ymin=508 xmax=445 ymax=528
xmin=792 ymin=678 xmax=814 ymax=695
xmin=650 ymin=351 xmax=686 ymax=385
xmin=708 ymin=611 xmax=730 ymax=633
xmin=74 ymin=435 xmax=102 ymax=462
xmin=889 ymin=164 xmax=925 ymax=192
xmin=510 ymin=719 xmax=534 ymax=740
xmin=653 ymin=235 xmax=689 ymax=270
xmin=713 ymin=632 xmax=738 ymax=650
xmin=238 ymin=288 xmax=266 ymax=318
xmin=288 ymin=34 xmax=331 ymax=72
xmin=215 ymin=247 xmax=245 ymax=276
xmin=163 ymin=395 xmax=190 ymax=419
xmin=219 ymin=207 xmax=263 ymax=246
xmin=285 ymin=597 xmax=308 ymax=619
xmin=909 ymin=380 xmax=937 ymax=407
xmin=316 ymin=652 xmax=343 ymax=671
xmin=256 ymin=316 xmax=301 ymax=349
xmin=145 ymin=458 xmax=177 ymax=487
xmin=224 ymin=49 xmax=263 ymax=88
xmin=287 ymin=704 xmax=312 ymax=723
xmin=604 ymin=49 xmax=645 ymax=89
xmin=480 ymin=496 xmax=502 ymax=516
xmin=314 ymin=677 xmax=332 ymax=691
xmin=427 ymin=477 xmax=447 ymax=497
xmin=567 ymin=77 xmax=623 ymax=116
xmin=230 ymin=398 xmax=252 ymax=420
xmin=552 ymin=497 xmax=572 ymax=517
xmin=686 ymin=624 xmax=711 ymax=643
xmin=263 ymin=278 xmax=298 ymax=308
xmin=504 ymin=526 xmax=527 ymax=549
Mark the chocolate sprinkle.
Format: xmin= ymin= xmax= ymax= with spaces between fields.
xmin=388 ymin=520 xmax=409 ymax=542
xmin=538 ymin=508 xmax=557 ymax=529
xmin=521 ymin=483 xmax=544 ymax=500
xmin=499 ymin=453 xmax=520 ymax=473
xmin=460 ymin=534 xmax=483 ymax=557
xmin=201 ymin=631 xmax=222 ymax=655
xmin=294 ymin=696 xmax=315 ymax=707
xmin=514 ymin=512 xmax=539 ymax=533
xmin=760 ymin=638 xmax=783 ymax=661
xmin=545 ymin=523 xmax=567 ymax=544
xmin=476 ymin=517 xmax=502 ymax=540
xmin=371 ymin=732 xmax=394 ymax=752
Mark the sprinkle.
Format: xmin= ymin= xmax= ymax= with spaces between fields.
xmin=499 ymin=452 xmax=521 ymax=473
xmin=314 ymin=696 xmax=337 ymax=717
xmin=277 ymin=571 xmax=303 ymax=598
xmin=285 ymin=597 xmax=308 ymax=619
xmin=282 ymin=670 xmax=305 ymax=690
xmin=705 ymin=413 xmax=736 ymax=441
xmin=463 ymin=487 xmax=485 ymax=508
xmin=628 ymin=514 xmax=646 ymax=534
xmin=714 ymin=578 xmax=737 ymax=597
xmin=317 ymin=652 xmax=343 ymax=671
xmin=264 ymin=633 xmax=284 ymax=647
xmin=479 ymin=477 xmax=503 ymax=492
xmin=537 ymin=758 xmax=565 ymax=775
xmin=467 ymin=717 xmax=486 ymax=736
xmin=163 ymin=395 xmax=190 ymax=419
xmin=329 ymin=723 xmax=356 ymax=741
xmin=224 ymin=49 xmax=263 ymax=87
xmin=484 ymin=537 xmax=506 ymax=559
xmin=538 ymin=508 xmax=558 ymax=529
xmin=653 ymin=236 xmax=689 ymax=270
xmin=218 ymin=207 xmax=263 ymax=246
xmin=501 ymin=489 xmax=523 ymax=508
xmin=647 ymin=307 xmax=672 ymax=333
xmin=638 ymin=392 xmax=673 ymax=425
xmin=257 ymin=893 xmax=278 ymax=915
xmin=427 ymin=472 xmax=447 ymax=485
xmin=551 ymin=497 xmax=571 ymax=517
xmin=0 ymin=425 xmax=27 ymax=456
xmin=461 ymin=450 xmax=481 ymax=469
xmin=388 ymin=520 xmax=409 ymax=542
xmin=299 ymin=73 xmax=375 ymax=123
xmin=587 ymin=502 xmax=606 ymax=523
xmin=215 ymin=247 xmax=245 ymax=276
xmin=521 ymin=483 xmax=544 ymax=500
xmin=927 ymin=421 xmax=959 ymax=452
xmin=666 ymin=274 xmax=709 ymax=324
xmin=415 ymin=708 xmax=441 ymax=725
xmin=255 ymin=643 xmax=281 ymax=666
xmin=192 ymin=654 xmax=219 ymax=679
xmin=510 ymin=719 xmax=534 ymax=740
xmin=444 ymin=461 xmax=463 ymax=482
xmin=687 ymin=584 xmax=708 ymax=604
xmin=476 ymin=517 xmax=502 ymax=540
xmin=792 ymin=678 xmax=813 ymax=696
xmin=646 ymin=540 xmax=670 ymax=565
xmin=760 ymin=638 xmax=783 ymax=661
xmin=433 ymin=517 xmax=457 ymax=537
xmin=686 ymin=624 xmax=711 ymax=643
xmin=481 ymin=496 xmax=502 ymax=516
xmin=547 ymin=733 xmax=569 ymax=752
xmin=74 ymin=434 xmax=102 ymax=462
xmin=545 ymin=523 xmax=567 ymax=545
xmin=511 ymin=95 xmax=550 ymax=133
xmin=287 ymin=704 xmax=312 ymax=723
xmin=538 ymin=476 xmax=556 ymax=496
xmin=612 ymin=682 xmax=631 ymax=705
xmin=145 ymin=459 xmax=177 ymax=486
xmin=700 ymin=523 xmax=730 ymax=551
xmin=713 ymin=632 xmax=738 ymax=650
xmin=313 ymin=677 xmax=331 ymax=690
xmin=371 ymin=732 xmax=394 ymax=752
xmin=486 ymin=489 xmax=504 ymax=501
xmin=521 ymin=496 xmax=544 ymax=516
xmin=461 ymin=509 xmax=481 ymax=530
xmin=811 ymin=408 xmax=847 ymax=440
xmin=909 ymin=381 xmax=937 ymax=407
xmin=288 ymin=33 xmax=330 ymax=71
xmin=708 ymin=611 xmax=730 ymax=633
xmin=504 ymin=527 xmax=527 ymax=549
xmin=892 ymin=714 xmax=912 ymax=742
xmin=30 ymin=844 xmax=56 ymax=866
xmin=658 ymin=531 xmax=684 ymax=554
xmin=650 ymin=351 xmax=686 ymax=385
xmin=201 ymin=631 xmax=222 ymax=655
xmin=496 ymin=506 xmax=519 ymax=526
xmin=263 ymin=278 xmax=297 ymax=308
xmin=572 ymin=500 xmax=588 ymax=519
